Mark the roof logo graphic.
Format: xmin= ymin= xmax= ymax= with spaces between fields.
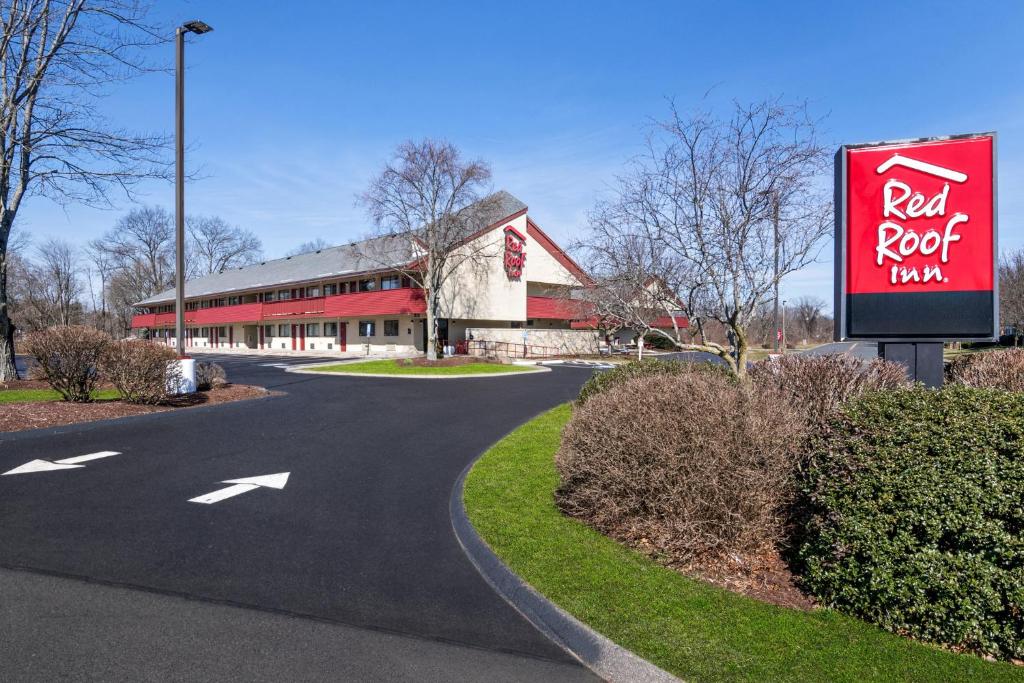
xmin=875 ymin=154 xmax=968 ymax=183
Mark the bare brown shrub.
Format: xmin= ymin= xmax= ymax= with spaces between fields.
xmin=749 ymin=354 xmax=909 ymax=431
xmin=946 ymin=348 xmax=1024 ymax=392
xmin=21 ymin=326 xmax=110 ymax=402
xmin=555 ymin=372 xmax=806 ymax=566
xmin=99 ymin=340 xmax=179 ymax=404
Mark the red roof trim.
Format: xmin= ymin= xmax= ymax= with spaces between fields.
xmin=526 ymin=218 xmax=592 ymax=285
xmin=504 ymin=224 xmax=527 ymax=242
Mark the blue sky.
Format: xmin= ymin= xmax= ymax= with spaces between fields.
xmin=17 ymin=0 xmax=1024 ymax=304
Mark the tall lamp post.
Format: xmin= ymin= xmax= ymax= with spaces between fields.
xmin=174 ymin=19 xmax=213 ymax=357
xmin=771 ymin=191 xmax=781 ymax=353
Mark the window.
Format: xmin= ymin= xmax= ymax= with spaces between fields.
xmin=219 ymin=327 xmax=227 ymax=337
xmin=263 ymin=291 xmax=275 ymax=302
xmin=527 ymin=319 xmax=535 ymax=327
xmin=324 ymin=322 xmax=338 ymax=337
xmin=358 ymin=278 xmax=377 ymax=292
xmin=383 ymin=320 xmax=399 ymax=337
xmin=278 ymin=290 xmax=292 ymax=300
xmin=510 ymin=321 xmax=524 ymax=329
xmin=359 ymin=320 xmax=375 ymax=337
xmin=278 ymin=324 xmax=289 ymax=337
xmin=401 ymin=276 xmax=412 ymax=288
xmin=307 ymin=286 xmax=320 ymax=298
xmin=324 ymin=283 xmax=338 ymax=296
xmin=381 ymin=275 xmax=400 ymax=290
xmin=228 ymin=296 xmax=241 ymax=306
xmin=264 ymin=325 xmax=274 ymax=337
xmin=306 ymin=323 xmax=320 ymax=337
xmin=201 ymin=327 xmax=209 ymax=337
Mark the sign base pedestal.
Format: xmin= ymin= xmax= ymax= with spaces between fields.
xmin=877 ymin=342 xmax=943 ymax=388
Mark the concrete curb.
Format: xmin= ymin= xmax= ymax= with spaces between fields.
xmin=450 ymin=457 xmax=681 ymax=683
xmin=284 ymin=365 xmax=551 ymax=379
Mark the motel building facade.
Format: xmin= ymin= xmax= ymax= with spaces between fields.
xmin=131 ymin=192 xmax=598 ymax=357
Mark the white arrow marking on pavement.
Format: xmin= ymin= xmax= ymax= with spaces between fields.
xmin=2 ymin=451 xmax=121 ymax=476
xmin=188 ymin=472 xmax=290 ymax=504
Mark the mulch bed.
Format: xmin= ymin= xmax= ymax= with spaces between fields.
xmin=678 ymin=551 xmax=818 ymax=611
xmin=0 ymin=384 xmax=271 ymax=433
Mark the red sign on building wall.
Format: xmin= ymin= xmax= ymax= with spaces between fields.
xmin=836 ymin=133 xmax=997 ymax=340
xmin=504 ymin=225 xmax=526 ymax=279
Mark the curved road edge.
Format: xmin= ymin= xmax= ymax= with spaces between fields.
xmin=449 ymin=442 xmax=681 ymax=683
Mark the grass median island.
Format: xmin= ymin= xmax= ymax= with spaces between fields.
xmin=307 ymin=359 xmax=536 ymax=376
xmin=463 ymin=404 xmax=1023 ymax=682
xmin=0 ymin=388 xmax=120 ymax=404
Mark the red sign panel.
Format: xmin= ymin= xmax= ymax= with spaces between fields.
xmin=837 ymin=133 xmax=997 ymax=341
xmin=504 ymin=225 xmax=526 ymax=279
xmin=846 ymin=135 xmax=994 ymax=295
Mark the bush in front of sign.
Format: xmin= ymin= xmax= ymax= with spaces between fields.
xmin=749 ymin=354 xmax=909 ymax=433
xmin=576 ymin=358 xmax=733 ymax=406
xmin=797 ymin=386 xmax=1024 ymax=660
xmin=99 ymin=340 xmax=180 ymax=405
xmin=947 ymin=348 xmax=1024 ymax=392
xmin=195 ymin=361 xmax=227 ymax=391
xmin=557 ymin=372 xmax=805 ymax=567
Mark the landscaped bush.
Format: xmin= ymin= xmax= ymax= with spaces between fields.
xmin=798 ymin=386 xmax=1024 ymax=660
xmin=195 ymin=361 xmax=227 ymax=390
xmin=99 ymin=340 xmax=179 ymax=404
xmin=576 ymin=357 xmax=732 ymax=405
xmin=749 ymin=354 xmax=908 ymax=431
xmin=22 ymin=326 xmax=110 ymax=402
xmin=946 ymin=348 xmax=1024 ymax=392
xmin=557 ymin=372 xmax=805 ymax=565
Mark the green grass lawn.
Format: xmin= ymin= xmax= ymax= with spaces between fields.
xmin=0 ymin=388 xmax=120 ymax=404
xmin=306 ymin=359 xmax=536 ymax=376
xmin=463 ymin=404 xmax=1023 ymax=682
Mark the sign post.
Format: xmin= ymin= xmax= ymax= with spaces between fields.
xmin=835 ymin=133 xmax=997 ymax=386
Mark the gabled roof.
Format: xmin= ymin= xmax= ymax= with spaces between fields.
xmin=135 ymin=190 xmax=529 ymax=307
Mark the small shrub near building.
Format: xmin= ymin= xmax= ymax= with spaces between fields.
xmin=195 ymin=361 xmax=227 ymax=391
xmin=99 ymin=340 xmax=179 ymax=405
xmin=22 ymin=326 xmax=110 ymax=402
xmin=576 ymin=357 xmax=732 ymax=406
xmin=557 ymin=372 xmax=805 ymax=565
xmin=749 ymin=354 xmax=908 ymax=432
xmin=798 ymin=386 xmax=1024 ymax=660
xmin=946 ymin=348 xmax=1024 ymax=392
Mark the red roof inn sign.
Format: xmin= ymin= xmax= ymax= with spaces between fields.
xmin=504 ymin=225 xmax=526 ymax=279
xmin=835 ymin=133 xmax=997 ymax=341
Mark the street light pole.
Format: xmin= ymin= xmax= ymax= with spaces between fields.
xmin=174 ymin=20 xmax=213 ymax=358
xmin=772 ymin=191 xmax=780 ymax=353
xmin=781 ymin=299 xmax=787 ymax=354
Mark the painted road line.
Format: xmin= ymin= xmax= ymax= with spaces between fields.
xmin=188 ymin=472 xmax=290 ymax=505
xmin=2 ymin=451 xmax=123 ymax=476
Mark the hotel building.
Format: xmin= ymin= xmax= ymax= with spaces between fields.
xmin=131 ymin=192 xmax=596 ymax=356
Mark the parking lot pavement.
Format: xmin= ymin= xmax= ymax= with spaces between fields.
xmin=801 ymin=341 xmax=878 ymax=360
xmin=0 ymin=355 xmax=599 ymax=681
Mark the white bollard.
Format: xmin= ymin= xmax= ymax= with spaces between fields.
xmin=167 ymin=358 xmax=197 ymax=395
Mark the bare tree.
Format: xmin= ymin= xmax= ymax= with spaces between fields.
xmin=91 ymin=205 xmax=174 ymax=335
xmin=358 ymin=139 xmax=503 ymax=360
xmin=580 ymin=99 xmax=831 ymax=376
xmin=187 ymin=215 xmax=262 ymax=276
xmin=1000 ymin=250 xmax=1024 ymax=345
xmin=0 ymin=1 xmax=170 ymax=379
xmin=33 ymin=238 xmax=82 ymax=326
xmin=285 ymin=237 xmax=332 ymax=257
xmin=792 ymin=296 xmax=827 ymax=342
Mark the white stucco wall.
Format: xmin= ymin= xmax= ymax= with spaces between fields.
xmin=466 ymin=327 xmax=600 ymax=357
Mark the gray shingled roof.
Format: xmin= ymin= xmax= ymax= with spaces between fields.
xmin=135 ymin=190 xmax=527 ymax=307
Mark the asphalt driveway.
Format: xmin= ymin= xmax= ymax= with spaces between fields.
xmin=0 ymin=354 xmax=599 ymax=681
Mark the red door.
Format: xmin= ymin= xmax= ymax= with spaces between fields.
xmin=291 ymin=324 xmax=297 ymax=351
xmin=339 ymin=322 xmax=346 ymax=352
xmin=299 ymin=323 xmax=306 ymax=351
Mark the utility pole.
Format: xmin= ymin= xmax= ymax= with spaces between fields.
xmin=781 ymin=299 xmax=787 ymax=354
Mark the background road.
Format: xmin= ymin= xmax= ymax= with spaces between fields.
xmin=0 ymin=354 xmax=599 ymax=682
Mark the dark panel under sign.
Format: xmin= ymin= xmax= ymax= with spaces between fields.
xmin=847 ymin=291 xmax=994 ymax=339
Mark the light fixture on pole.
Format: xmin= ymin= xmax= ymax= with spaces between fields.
xmin=174 ymin=19 xmax=213 ymax=358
